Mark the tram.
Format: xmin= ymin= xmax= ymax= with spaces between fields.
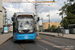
xmin=11 ymin=12 xmax=38 ymax=42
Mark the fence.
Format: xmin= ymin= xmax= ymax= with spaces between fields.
xmin=42 ymin=29 xmax=61 ymax=33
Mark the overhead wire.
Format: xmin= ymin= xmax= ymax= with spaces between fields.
xmin=39 ymin=0 xmax=60 ymax=13
xmin=38 ymin=0 xmax=60 ymax=22
xmin=19 ymin=0 xmax=29 ymax=12
xmin=38 ymin=0 xmax=60 ymax=13
xmin=18 ymin=0 xmax=22 ymax=12
xmin=19 ymin=0 xmax=21 ymax=12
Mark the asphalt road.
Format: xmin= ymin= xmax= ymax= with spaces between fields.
xmin=40 ymin=34 xmax=75 ymax=50
xmin=0 ymin=34 xmax=75 ymax=50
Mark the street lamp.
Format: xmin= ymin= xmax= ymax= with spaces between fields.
xmin=47 ymin=14 xmax=50 ymax=28
xmin=41 ymin=18 xmax=43 ymax=32
xmin=7 ymin=19 xmax=10 ymax=25
xmin=62 ymin=13 xmax=64 ymax=37
xmin=57 ymin=13 xmax=64 ymax=37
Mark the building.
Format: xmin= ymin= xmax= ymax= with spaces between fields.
xmin=2 ymin=7 xmax=6 ymax=25
xmin=43 ymin=22 xmax=61 ymax=29
xmin=0 ymin=7 xmax=6 ymax=28
xmin=0 ymin=0 xmax=6 ymax=32
xmin=0 ymin=0 xmax=3 ymax=29
xmin=8 ymin=24 xmax=13 ymax=32
xmin=8 ymin=22 xmax=13 ymax=32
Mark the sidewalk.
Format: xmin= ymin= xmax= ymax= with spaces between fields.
xmin=0 ymin=33 xmax=13 ymax=45
xmin=39 ymin=32 xmax=75 ymax=40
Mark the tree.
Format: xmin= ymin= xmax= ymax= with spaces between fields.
xmin=48 ymin=25 xmax=50 ymax=29
xmin=48 ymin=25 xmax=57 ymax=29
xmin=51 ymin=25 xmax=57 ymax=29
xmin=59 ymin=1 xmax=75 ymax=28
xmin=59 ymin=0 xmax=74 ymax=16
xmin=60 ymin=17 xmax=68 ymax=29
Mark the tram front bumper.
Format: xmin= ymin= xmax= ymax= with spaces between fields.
xmin=15 ymin=34 xmax=36 ymax=40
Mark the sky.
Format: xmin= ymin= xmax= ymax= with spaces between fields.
xmin=2 ymin=0 xmax=67 ymax=25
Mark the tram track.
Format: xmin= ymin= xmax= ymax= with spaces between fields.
xmin=35 ymin=44 xmax=48 ymax=50
xmin=19 ymin=41 xmax=48 ymax=50
xmin=34 ymin=42 xmax=48 ymax=50
xmin=19 ymin=44 xmax=25 ymax=50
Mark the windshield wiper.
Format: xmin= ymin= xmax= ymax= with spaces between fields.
xmin=28 ymin=24 xmax=32 ymax=29
xmin=27 ymin=22 xmax=33 ymax=30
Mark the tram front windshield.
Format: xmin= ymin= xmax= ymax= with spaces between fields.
xmin=17 ymin=17 xmax=34 ymax=31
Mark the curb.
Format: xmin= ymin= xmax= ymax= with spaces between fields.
xmin=0 ymin=36 xmax=13 ymax=46
xmin=39 ymin=33 xmax=75 ymax=40
xmin=40 ymin=33 xmax=56 ymax=37
xmin=56 ymin=36 xmax=75 ymax=40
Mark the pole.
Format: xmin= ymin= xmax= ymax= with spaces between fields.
xmin=49 ymin=14 xmax=50 ymax=28
xmin=57 ymin=13 xmax=60 ymax=36
xmin=18 ymin=0 xmax=20 ymax=12
xmin=35 ymin=0 xmax=39 ymax=36
xmin=7 ymin=19 xmax=9 ymax=25
xmin=62 ymin=15 xmax=64 ymax=37
xmin=42 ymin=18 xmax=43 ymax=32
xmin=58 ymin=27 xmax=59 ymax=36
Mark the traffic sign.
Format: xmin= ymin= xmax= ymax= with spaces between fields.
xmin=4 ymin=27 xmax=8 ymax=33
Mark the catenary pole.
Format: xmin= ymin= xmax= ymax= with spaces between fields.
xmin=35 ymin=0 xmax=39 ymax=36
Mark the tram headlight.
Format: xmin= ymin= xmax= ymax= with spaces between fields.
xmin=29 ymin=30 xmax=33 ymax=32
xmin=19 ymin=31 xmax=21 ymax=32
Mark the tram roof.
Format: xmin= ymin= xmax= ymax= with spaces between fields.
xmin=14 ymin=12 xmax=34 ymax=17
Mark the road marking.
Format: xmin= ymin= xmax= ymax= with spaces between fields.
xmin=39 ymin=40 xmax=71 ymax=50
xmin=36 ymin=44 xmax=48 ymax=50
xmin=19 ymin=44 xmax=25 ymax=50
